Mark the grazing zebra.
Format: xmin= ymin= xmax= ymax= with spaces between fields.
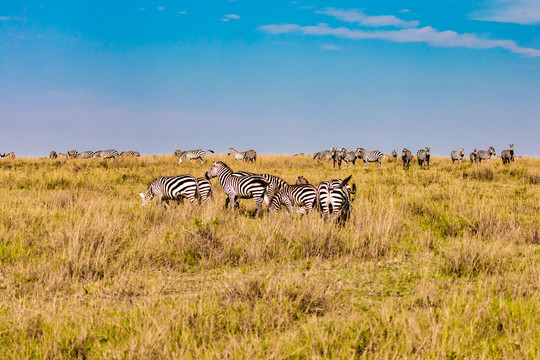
xmin=178 ymin=149 xmax=215 ymax=164
xmin=196 ymin=177 xmax=212 ymax=202
xmin=401 ymin=148 xmax=414 ymax=170
xmin=313 ymin=148 xmax=335 ymax=160
xmin=358 ymin=149 xmax=383 ymax=169
xmin=477 ymin=146 xmax=496 ymax=163
xmin=66 ymin=150 xmax=78 ymax=159
xmin=391 ymin=149 xmax=398 ymax=158
xmin=77 ymin=151 xmax=95 ymax=159
xmin=139 ymin=175 xmax=199 ymax=208
xmin=417 ymin=147 xmax=431 ymax=169
xmin=470 ymin=149 xmax=478 ymax=164
xmin=267 ymin=184 xmax=318 ymax=214
xmin=501 ymin=144 xmax=514 ymax=165
xmin=93 ymin=149 xmax=119 ymax=159
xmin=296 ymin=175 xmax=309 ymax=185
xmin=49 ymin=151 xmax=57 ymax=159
xmin=450 ymin=148 xmax=465 ymax=164
xmin=340 ymin=148 xmax=358 ymax=169
xmin=228 ymin=148 xmax=257 ymax=163
xmin=205 ymin=161 xmax=269 ymax=216
xmin=120 ymin=151 xmax=140 ymax=157
xmin=317 ymin=175 xmax=356 ymax=223
xmin=233 ymin=170 xmax=288 ymax=204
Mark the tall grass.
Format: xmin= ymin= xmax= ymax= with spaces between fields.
xmin=0 ymin=155 xmax=538 ymax=358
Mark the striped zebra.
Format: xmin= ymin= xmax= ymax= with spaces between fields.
xmin=470 ymin=149 xmax=478 ymax=164
xmin=295 ymin=175 xmax=309 ymax=185
xmin=401 ymin=148 xmax=414 ymax=170
xmin=417 ymin=147 xmax=431 ymax=169
xmin=233 ymin=170 xmax=288 ymax=204
xmin=66 ymin=150 xmax=78 ymax=159
xmin=93 ymin=149 xmax=119 ymax=159
xmin=358 ymin=149 xmax=383 ymax=169
xmin=332 ymin=148 xmax=343 ymax=169
xmin=120 ymin=151 xmax=140 ymax=157
xmin=450 ymin=148 xmax=465 ymax=164
xmin=501 ymin=144 xmax=514 ymax=165
xmin=313 ymin=148 xmax=335 ymax=160
xmin=205 ymin=161 xmax=269 ymax=216
xmin=196 ymin=177 xmax=213 ymax=203
xmin=139 ymin=175 xmax=199 ymax=208
xmin=391 ymin=149 xmax=398 ymax=159
xmin=77 ymin=151 xmax=95 ymax=159
xmin=340 ymin=148 xmax=360 ymax=169
xmin=49 ymin=151 xmax=57 ymax=159
xmin=477 ymin=146 xmax=496 ymax=163
xmin=317 ymin=175 xmax=356 ymax=223
xmin=228 ymin=148 xmax=257 ymax=163
xmin=267 ymin=184 xmax=318 ymax=214
xmin=178 ymin=149 xmax=214 ymax=164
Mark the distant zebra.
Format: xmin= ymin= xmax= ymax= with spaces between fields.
xmin=391 ymin=149 xmax=398 ymax=159
xmin=120 ymin=151 xmax=140 ymax=157
xmin=340 ymin=148 xmax=358 ymax=169
xmin=178 ymin=149 xmax=214 ymax=164
xmin=228 ymin=148 xmax=257 ymax=163
xmin=196 ymin=177 xmax=213 ymax=202
xmin=77 ymin=151 xmax=95 ymax=159
xmin=0 ymin=152 xmax=15 ymax=159
xmin=417 ymin=147 xmax=431 ymax=169
xmin=56 ymin=153 xmax=67 ymax=159
xmin=93 ymin=149 xmax=119 ymax=159
xmin=501 ymin=144 xmax=514 ymax=165
xmin=268 ymin=184 xmax=318 ymax=214
xmin=450 ymin=148 xmax=465 ymax=164
xmin=470 ymin=149 xmax=478 ymax=164
xmin=139 ymin=175 xmax=200 ymax=208
xmin=233 ymin=170 xmax=288 ymax=204
xmin=317 ymin=175 xmax=356 ymax=223
xmin=477 ymin=146 xmax=496 ymax=163
xmin=358 ymin=149 xmax=383 ymax=169
xmin=332 ymin=148 xmax=343 ymax=169
xmin=205 ymin=161 xmax=269 ymax=216
xmin=401 ymin=148 xmax=414 ymax=170
xmin=66 ymin=150 xmax=78 ymax=159
xmin=49 ymin=151 xmax=57 ymax=159
xmin=313 ymin=148 xmax=335 ymax=160
xmin=296 ymin=175 xmax=309 ymax=185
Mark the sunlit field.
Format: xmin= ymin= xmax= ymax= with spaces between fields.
xmin=0 ymin=155 xmax=539 ymax=358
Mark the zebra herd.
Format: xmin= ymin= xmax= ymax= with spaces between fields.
xmin=49 ymin=149 xmax=139 ymax=159
xmin=174 ymin=148 xmax=257 ymax=164
xmin=314 ymin=148 xmax=383 ymax=169
xmin=140 ymin=161 xmax=356 ymax=222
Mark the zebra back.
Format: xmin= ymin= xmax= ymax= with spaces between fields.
xmin=267 ymin=184 xmax=318 ymax=214
xmin=78 ymin=151 xmax=95 ymax=159
xmin=196 ymin=177 xmax=212 ymax=202
xmin=140 ymin=175 xmax=199 ymax=207
xmin=477 ymin=146 xmax=495 ymax=161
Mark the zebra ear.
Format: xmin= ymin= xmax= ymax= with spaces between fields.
xmin=339 ymin=175 xmax=353 ymax=188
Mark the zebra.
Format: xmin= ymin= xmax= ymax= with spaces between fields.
xmin=178 ymin=149 xmax=214 ymax=164
xmin=401 ymin=148 xmax=414 ymax=170
xmin=477 ymin=146 xmax=496 ymax=163
xmin=139 ymin=175 xmax=200 ymax=208
xmin=66 ymin=150 xmax=78 ymax=159
xmin=93 ymin=149 xmax=119 ymax=159
xmin=228 ymin=148 xmax=257 ymax=163
xmin=417 ymin=147 xmax=431 ymax=169
xmin=501 ymin=144 xmax=514 ymax=165
xmin=49 ymin=151 xmax=57 ymax=159
xmin=313 ymin=148 xmax=335 ymax=160
xmin=295 ymin=175 xmax=309 ymax=185
xmin=340 ymin=148 xmax=358 ymax=169
xmin=332 ymin=148 xmax=343 ymax=169
xmin=391 ymin=149 xmax=398 ymax=159
xmin=205 ymin=161 xmax=269 ymax=216
xmin=267 ymin=184 xmax=318 ymax=214
xmin=357 ymin=149 xmax=383 ymax=169
xmin=316 ymin=175 xmax=356 ymax=223
xmin=450 ymin=148 xmax=465 ymax=164
xmin=196 ymin=177 xmax=213 ymax=203
xmin=233 ymin=170 xmax=288 ymax=204
xmin=56 ymin=153 xmax=67 ymax=159
xmin=0 ymin=152 xmax=15 ymax=159
xmin=120 ymin=151 xmax=140 ymax=157
xmin=77 ymin=151 xmax=95 ymax=159
xmin=470 ymin=149 xmax=478 ymax=164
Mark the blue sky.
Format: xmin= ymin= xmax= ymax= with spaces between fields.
xmin=1 ymin=1 xmax=539 ymax=156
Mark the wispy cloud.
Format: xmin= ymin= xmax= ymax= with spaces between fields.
xmin=178 ymin=11 xmax=187 ymax=15
xmin=470 ymin=0 xmax=540 ymax=25
xmin=0 ymin=16 xmax=24 ymax=21
xmin=222 ymin=14 xmax=240 ymax=22
xmin=316 ymin=8 xmax=419 ymax=28
xmin=322 ymin=44 xmax=341 ymax=51
xmin=261 ymin=23 xmax=540 ymax=57
xmin=157 ymin=6 xmax=166 ymax=11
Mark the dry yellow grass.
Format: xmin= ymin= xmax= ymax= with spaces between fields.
xmin=0 ymin=155 xmax=539 ymax=358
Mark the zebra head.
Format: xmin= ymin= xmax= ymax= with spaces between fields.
xmin=425 ymin=147 xmax=431 ymax=156
xmin=355 ymin=148 xmax=365 ymax=159
xmin=205 ymin=161 xmax=229 ymax=180
xmin=391 ymin=149 xmax=397 ymax=158
xmin=139 ymin=190 xmax=153 ymax=206
xmin=267 ymin=189 xmax=282 ymax=213
xmin=489 ymin=146 xmax=496 ymax=156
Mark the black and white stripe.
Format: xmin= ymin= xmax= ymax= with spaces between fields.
xmin=233 ymin=170 xmax=288 ymax=204
xmin=358 ymin=149 xmax=383 ymax=168
xmin=66 ymin=150 xmax=79 ymax=159
xmin=93 ymin=149 xmax=119 ymax=159
xmin=228 ymin=147 xmax=257 ymax=163
xmin=316 ymin=175 xmax=355 ymax=223
xmin=477 ymin=146 xmax=496 ymax=163
xmin=205 ymin=161 xmax=269 ymax=216
xmin=340 ymin=148 xmax=359 ymax=169
xmin=450 ymin=148 xmax=465 ymax=164
xmin=77 ymin=151 xmax=95 ymax=159
xmin=267 ymin=184 xmax=318 ymax=214
xmin=49 ymin=151 xmax=57 ymax=159
xmin=196 ymin=177 xmax=212 ymax=203
xmin=178 ymin=149 xmax=214 ymax=164
xmin=313 ymin=148 xmax=335 ymax=160
xmin=120 ymin=151 xmax=140 ymax=157
xmin=401 ymin=148 xmax=414 ymax=170
xmin=417 ymin=147 xmax=431 ymax=169
xmin=501 ymin=144 xmax=514 ymax=165
xmin=469 ymin=149 xmax=478 ymax=164
xmin=139 ymin=175 xmax=200 ymax=208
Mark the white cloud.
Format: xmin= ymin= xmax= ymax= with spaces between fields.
xmin=157 ymin=6 xmax=165 ymax=11
xmin=470 ymin=0 xmax=540 ymax=25
xmin=224 ymin=14 xmax=240 ymax=19
xmin=0 ymin=16 xmax=23 ymax=21
xmin=322 ymin=44 xmax=341 ymax=51
xmin=178 ymin=11 xmax=187 ymax=15
xmin=316 ymin=8 xmax=419 ymax=28
xmin=260 ymin=23 xmax=540 ymax=57
xmin=399 ymin=9 xmax=411 ymax=13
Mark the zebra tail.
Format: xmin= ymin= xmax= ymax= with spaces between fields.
xmin=206 ymin=150 xmax=215 ymax=153
xmin=195 ymin=178 xmax=201 ymax=204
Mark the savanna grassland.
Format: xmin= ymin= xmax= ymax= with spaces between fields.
xmin=0 ymin=154 xmax=539 ymax=359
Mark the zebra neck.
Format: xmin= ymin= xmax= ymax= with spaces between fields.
xmin=218 ymin=167 xmax=233 ymax=186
